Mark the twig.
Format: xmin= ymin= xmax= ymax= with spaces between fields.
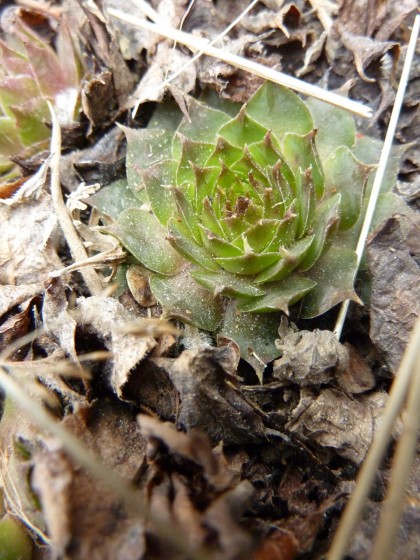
xmin=107 ymin=7 xmax=372 ymax=118
xmin=333 ymin=14 xmax=420 ymax=340
xmin=327 ymin=316 xmax=420 ymax=559
xmin=47 ymin=102 xmax=103 ymax=296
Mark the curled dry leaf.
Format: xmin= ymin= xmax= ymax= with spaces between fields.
xmin=0 ymin=296 xmax=36 ymax=352
xmin=327 ymin=0 xmax=416 ymax=81
xmin=73 ymin=296 xmax=157 ymax=397
xmin=42 ymin=278 xmax=78 ymax=363
xmin=138 ymin=414 xmax=255 ymax=559
xmin=0 ymin=284 xmax=44 ymax=318
xmin=127 ymin=41 xmax=196 ymax=112
xmin=273 ymin=329 xmax=349 ymax=387
xmin=367 ymin=216 xmax=420 ymax=373
xmin=0 ymin=189 xmax=61 ymax=285
xmin=155 ymin=346 xmax=267 ymax=445
xmin=285 ymin=388 xmax=390 ymax=464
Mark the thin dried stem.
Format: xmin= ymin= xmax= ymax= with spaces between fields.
xmin=334 ymin=14 xmax=420 ymax=340
xmin=371 ymin=333 xmax=420 ymax=559
xmin=108 ymin=7 xmax=372 ymax=118
xmin=327 ymin=316 xmax=420 ymax=559
xmin=47 ymin=102 xmax=103 ymax=296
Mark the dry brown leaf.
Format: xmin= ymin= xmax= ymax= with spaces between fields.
xmin=286 ymin=387 xmax=389 ymax=463
xmin=31 ymin=450 xmax=73 ymax=556
xmin=0 ymin=284 xmax=44 ymax=318
xmin=155 ymin=346 xmax=267 ymax=445
xmin=338 ymin=30 xmax=399 ymax=82
xmin=273 ymin=329 xmax=349 ymax=387
xmin=137 ymin=414 xmax=255 ymax=559
xmin=333 ymin=0 xmax=417 ymax=40
xmin=139 ymin=414 xmax=236 ymax=490
xmin=0 ymin=297 xmax=36 ymax=352
xmin=367 ymin=216 xmax=420 ymax=373
xmin=338 ymin=343 xmax=376 ymax=394
xmin=326 ymin=0 xmax=416 ymax=83
xmin=73 ymin=296 xmax=157 ymax=397
xmin=42 ymin=279 xmax=78 ymax=362
xmin=127 ymin=41 xmax=196 ymax=112
xmin=0 ymin=189 xmax=61 ymax=285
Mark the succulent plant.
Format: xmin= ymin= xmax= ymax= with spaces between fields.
xmin=97 ymin=82 xmax=407 ymax=373
xmin=0 ymin=14 xmax=81 ymax=182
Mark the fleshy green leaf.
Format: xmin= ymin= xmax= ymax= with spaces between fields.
xmin=0 ymin=515 xmax=33 ymax=560
xmin=248 ymin=132 xmax=282 ymax=167
xmin=246 ymin=82 xmax=313 ymax=142
xmin=0 ymin=76 xmax=40 ymax=119
xmin=199 ymin=89 xmax=240 ymax=115
xmin=167 ymin=217 xmax=219 ymax=272
xmin=293 ymin=167 xmax=316 ymax=238
xmin=200 ymin=226 xmax=244 ymax=258
xmin=172 ymin=96 xmax=231 ymax=159
xmin=10 ymin=100 xmax=50 ymax=145
xmin=282 ymin=131 xmax=324 ymax=199
xmin=0 ymin=116 xmax=24 ymax=157
xmin=191 ymin=268 xmax=266 ymax=297
xmin=88 ymin=179 xmax=144 ymax=219
xmin=193 ymin=166 xmax=220 ymax=211
xmin=220 ymin=300 xmax=281 ymax=381
xmin=255 ymin=235 xmax=315 ymax=283
xmin=237 ymin=276 xmax=316 ymax=314
xmin=122 ymin=126 xmax=173 ymax=192
xmin=218 ymin=106 xmax=268 ymax=148
xmin=150 ymin=268 xmax=224 ymax=331
xmin=245 ymin=219 xmax=280 ymax=253
xmin=173 ymin=186 xmax=202 ymax=243
xmin=215 ymin=252 xmax=280 ymax=276
xmin=141 ymin=159 xmax=177 ymax=225
xmin=324 ymin=146 xmax=371 ymax=230
xmin=298 ymin=194 xmax=340 ymax=271
xmin=205 ymin=136 xmax=242 ymax=168
xmin=353 ymin=135 xmax=406 ymax=194
xmin=176 ymin=135 xmax=214 ymax=185
xmin=301 ymin=246 xmax=361 ymax=318
xmin=306 ymin=97 xmax=355 ymax=160
xmin=147 ymin=100 xmax=183 ymax=131
xmin=105 ymin=209 xmax=183 ymax=275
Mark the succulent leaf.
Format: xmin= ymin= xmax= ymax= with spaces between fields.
xmin=220 ymin=300 xmax=281 ymax=381
xmin=99 ymin=81 xmax=410 ymax=370
xmin=150 ymin=268 xmax=224 ymax=331
xmin=105 ymin=209 xmax=183 ymax=275
xmin=301 ymin=247 xmax=362 ymax=318
xmin=0 ymin=15 xmax=84 ymax=182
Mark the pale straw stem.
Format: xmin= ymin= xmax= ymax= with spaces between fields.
xmin=327 ymin=316 xmax=420 ymax=559
xmin=47 ymin=102 xmax=103 ymax=296
xmin=371 ymin=325 xmax=420 ymax=559
xmin=107 ymin=7 xmax=372 ymax=118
